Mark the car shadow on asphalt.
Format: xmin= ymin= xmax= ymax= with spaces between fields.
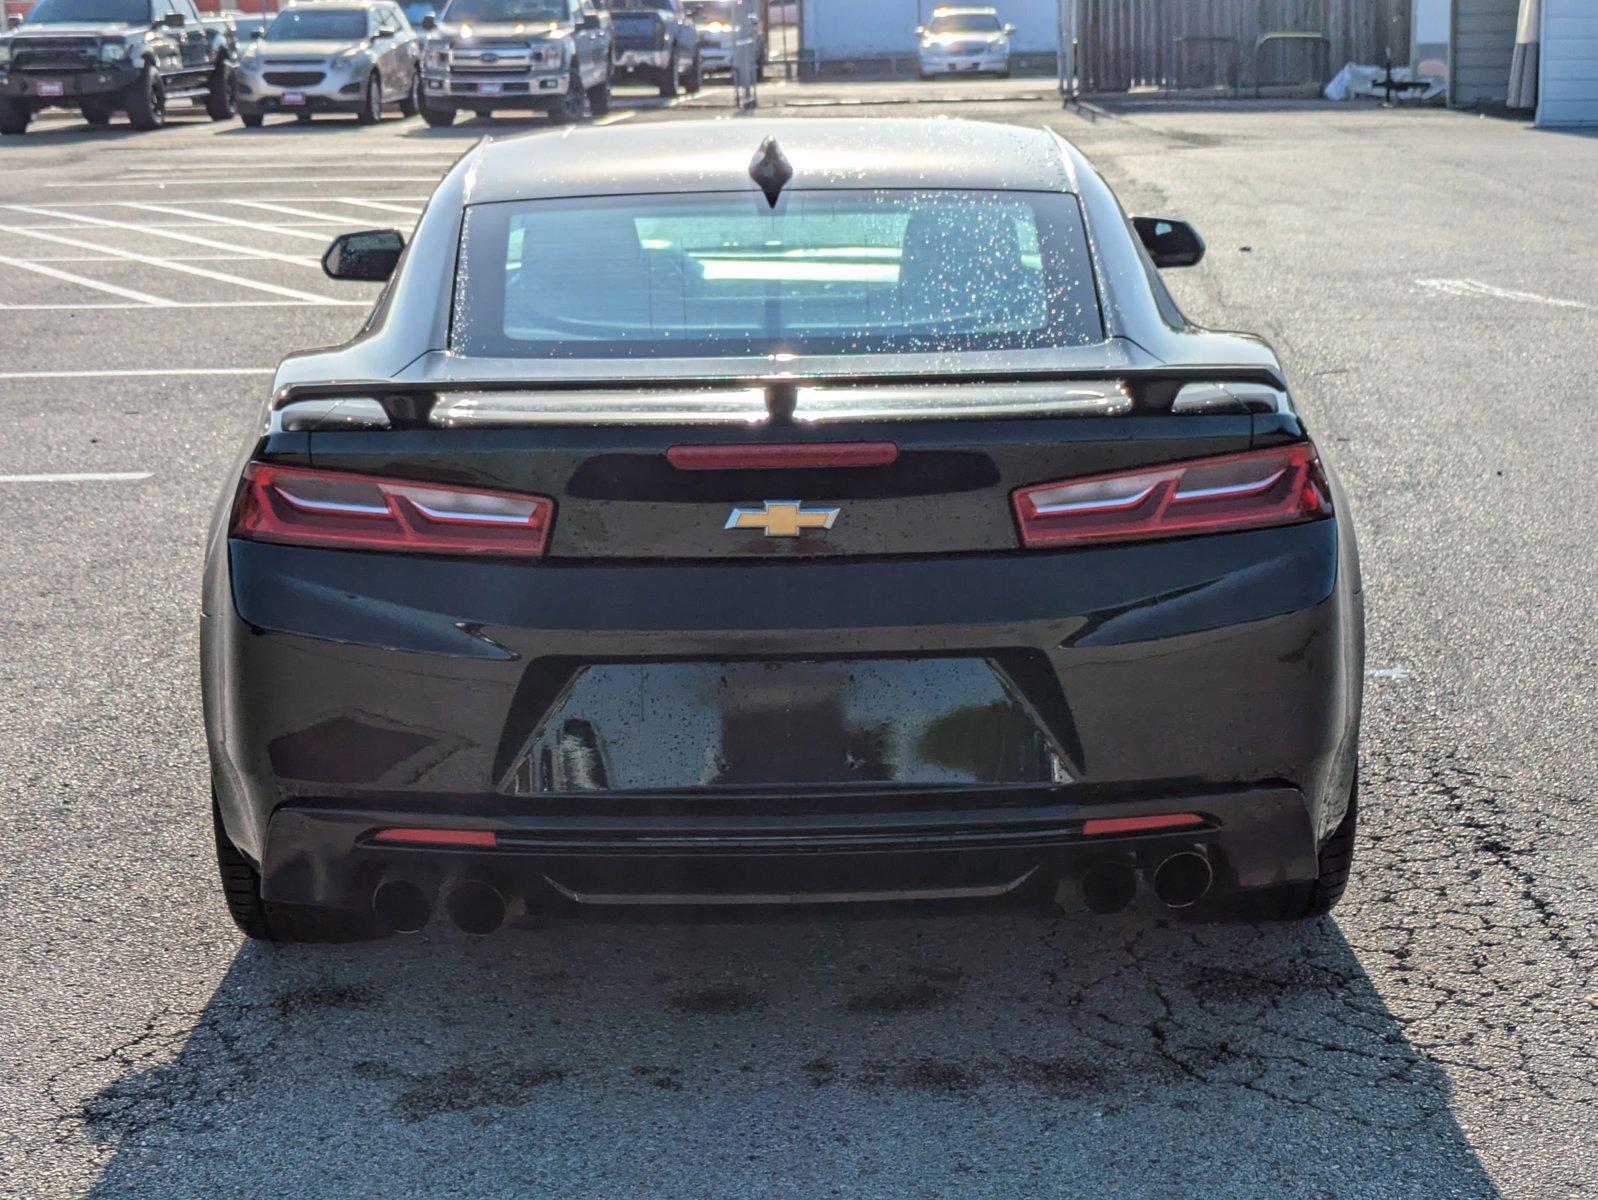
xmin=70 ymin=904 xmax=1502 ymax=1197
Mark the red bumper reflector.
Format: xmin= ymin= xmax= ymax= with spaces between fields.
xmin=667 ymin=442 xmax=899 ymax=470
xmin=1081 ymin=813 xmax=1204 ymax=837
xmin=372 ymin=828 xmax=498 ymax=848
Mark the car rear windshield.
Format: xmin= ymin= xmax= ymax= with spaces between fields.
xmin=265 ymin=8 xmax=367 ymax=39
xmin=453 ymin=189 xmax=1103 ymax=359
xmin=928 ymin=12 xmax=1000 ymax=34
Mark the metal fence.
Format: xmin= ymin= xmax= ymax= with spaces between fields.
xmin=1075 ymin=0 xmax=1412 ymax=93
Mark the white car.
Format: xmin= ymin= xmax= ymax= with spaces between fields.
xmin=916 ymin=6 xmax=1012 ymax=78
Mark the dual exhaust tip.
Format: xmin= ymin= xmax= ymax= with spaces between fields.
xmin=1078 ymin=850 xmax=1213 ymax=915
xmin=372 ymin=874 xmax=507 ymax=936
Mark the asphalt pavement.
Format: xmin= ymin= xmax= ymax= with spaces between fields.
xmin=0 ymin=81 xmax=1593 ymax=1199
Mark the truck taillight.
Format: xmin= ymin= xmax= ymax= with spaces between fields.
xmin=1011 ymin=444 xmax=1332 ymax=549
xmin=230 ymin=463 xmax=554 ymax=558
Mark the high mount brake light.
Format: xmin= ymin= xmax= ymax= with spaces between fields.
xmin=1012 ymin=444 xmax=1332 ymax=549
xmin=230 ymin=463 xmax=554 ymax=557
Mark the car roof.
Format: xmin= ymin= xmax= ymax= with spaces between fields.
xmin=463 ymin=118 xmax=1075 ymax=205
xmin=931 ymin=6 xmax=1000 ymax=15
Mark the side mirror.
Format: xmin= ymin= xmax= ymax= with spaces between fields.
xmin=420 ymin=12 xmax=436 ymax=28
xmin=579 ymin=11 xmax=600 ymax=28
xmin=1003 ymin=22 xmax=1015 ymax=33
xmin=914 ymin=25 xmax=924 ymax=34
xmin=163 ymin=10 xmax=185 ymax=26
xmin=322 ymin=228 xmax=405 ymax=281
xmin=7 ymin=12 xmax=22 ymax=28
xmin=1133 ymin=215 xmax=1205 ymax=268
xmin=251 ymin=27 xmax=264 ymax=37
xmin=375 ymin=25 xmax=395 ymax=36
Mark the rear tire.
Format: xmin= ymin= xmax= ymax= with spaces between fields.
xmin=295 ymin=110 xmax=313 ymax=123
xmin=204 ymin=58 xmax=237 ymax=120
xmin=398 ymin=70 xmax=420 ymax=116
xmin=124 ymin=65 xmax=166 ymax=131
xmin=212 ymin=796 xmax=381 ymax=943
xmin=586 ymin=74 xmax=610 ymax=115
xmin=1221 ymin=778 xmax=1359 ymax=921
xmin=0 ymin=97 xmax=29 ymax=134
xmin=80 ymin=97 xmax=115 ymax=126
xmin=657 ymin=47 xmax=680 ymax=97
xmin=684 ymin=51 xmax=702 ymax=93
xmin=240 ymin=110 xmax=264 ymax=127
xmin=356 ymin=71 xmax=381 ymax=124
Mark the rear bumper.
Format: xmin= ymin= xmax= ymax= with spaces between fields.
xmin=261 ymin=785 xmax=1319 ymax=911
xmin=613 ymin=47 xmax=670 ymax=72
xmin=204 ymin=519 xmax=1362 ymax=910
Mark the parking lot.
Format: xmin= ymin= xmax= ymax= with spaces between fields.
xmin=0 ymin=83 xmax=1594 ymax=1199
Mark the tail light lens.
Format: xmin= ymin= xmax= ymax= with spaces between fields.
xmin=231 ymin=463 xmax=554 ymax=558
xmin=1012 ymin=444 xmax=1332 ymax=549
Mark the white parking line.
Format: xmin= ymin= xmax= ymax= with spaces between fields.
xmin=0 ymin=471 xmax=152 ymax=483
xmin=594 ymin=109 xmax=637 ymax=126
xmin=1 ymin=253 xmax=318 ymax=265
xmin=0 ymin=222 xmax=344 ymax=302
xmin=227 ymin=199 xmax=368 ymax=224
xmin=4 ymin=204 xmax=329 ymax=266
xmin=0 ymin=300 xmax=363 ymax=311
xmin=32 ymin=196 xmax=433 ymax=207
xmin=333 ymin=198 xmax=425 ymax=217
xmin=0 ymin=368 xmax=272 ymax=379
xmin=118 ymin=202 xmax=335 ymax=244
xmin=1415 ymin=278 xmax=1590 ymax=310
xmin=0 ymin=252 xmax=176 ymax=306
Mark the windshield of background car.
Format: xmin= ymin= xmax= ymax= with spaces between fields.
xmin=684 ymin=0 xmax=731 ymax=17
xmin=265 ymin=8 xmax=368 ymax=39
xmin=439 ymin=0 xmax=565 ymax=22
xmin=609 ymin=0 xmax=672 ymax=10
xmin=453 ymin=189 xmax=1103 ymax=359
xmin=22 ymin=0 xmax=150 ymax=23
xmin=927 ymin=12 xmax=1000 ymax=34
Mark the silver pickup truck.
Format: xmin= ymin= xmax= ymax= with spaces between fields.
xmin=418 ymin=0 xmax=611 ymax=125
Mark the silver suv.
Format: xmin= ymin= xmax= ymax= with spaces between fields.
xmin=418 ymin=0 xmax=611 ymax=125
xmin=236 ymin=0 xmax=422 ymax=126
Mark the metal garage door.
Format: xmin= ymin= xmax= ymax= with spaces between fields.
xmin=1539 ymin=0 xmax=1598 ymax=126
xmin=1450 ymin=0 xmax=1517 ymax=105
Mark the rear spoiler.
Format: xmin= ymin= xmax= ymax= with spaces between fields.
xmin=272 ymin=365 xmax=1291 ymax=431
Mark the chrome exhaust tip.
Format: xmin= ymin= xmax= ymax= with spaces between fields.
xmin=1078 ymin=859 xmax=1138 ymax=915
xmin=445 ymin=877 xmax=507 ymax=936
xmin=1152 ymin=850 xmax=1214 ymax=909
xmin=372 ymin=876 xmax=433 ymax=934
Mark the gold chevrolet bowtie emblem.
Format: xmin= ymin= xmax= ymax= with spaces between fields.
xmin=725 ymin=500 xmax=840 ymax=538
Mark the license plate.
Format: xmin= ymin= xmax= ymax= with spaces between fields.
xmin=281 ymin=91 xmax=306 ymax=105
xmin=36 ymin=80 xmax=65 ymax=97
xmin=477 ymin=81 xmax=502 ymax=95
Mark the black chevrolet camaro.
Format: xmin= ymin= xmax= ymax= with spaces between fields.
xmin=202 ymin=118 xmax=1363 ymax=941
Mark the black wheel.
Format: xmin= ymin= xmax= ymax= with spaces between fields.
xmin=81 ymin=97 xmax=115 ymax=126
xmin=239 ymin=110 xmax=264 ymax=127
xmin=295 ymin=110 xmax=313 ymax=123
xmin=398 ymin=69 xmax=420 ymax=117
xmin=657 ymin=46 xmax=680 ymax=97
xmin=204 ymin=58 xmax=237 ymax=120
xmin=684 ymin=51 xmax=702 ymax=93
xmin=0 ymin=96 xmax=28 ymax=135
xmin=420 ymin=97 xmax=456 ymax=126
xmin=1218 ymin=778 xmax=1359 ymax=922
xmin=124 ymin=65 xmax=166 ymax=131
xmin=356 ymin=71 xmax=381 ymax=124
xmin=212 ymin=796 xmax=381 ymax=942
xmin=213 ymin=797 xmax=273 ymax=939
xmin=586 ymin=73 xmax=610 ymax=115
xmin=548 ymin=65 xmax=586 ymax=123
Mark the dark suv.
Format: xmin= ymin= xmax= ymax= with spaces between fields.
xmin=0 ymin=0 xmax=236 ymax=133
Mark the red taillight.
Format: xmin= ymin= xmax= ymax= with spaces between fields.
xmin=230 ymin=463 xmax=554 ymax=558
xmin=372 ymin=828 xmax=498 ymax=848
xmin=1081 ymin=813 xmax=1204 ymax=837
xmin=1012 ymin=444 xmax=1332 ymax=549
xmin=666 ymin=442 xmax=900 ymax=470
